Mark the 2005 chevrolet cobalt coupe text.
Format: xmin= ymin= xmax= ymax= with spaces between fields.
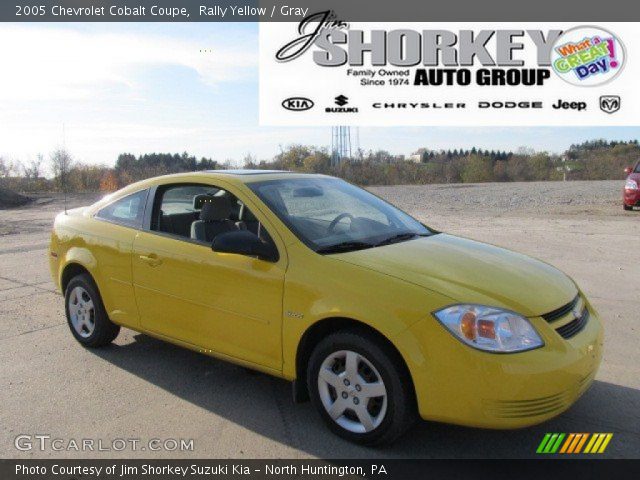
xmin=49 ymin=171 xmax=603 ymax=445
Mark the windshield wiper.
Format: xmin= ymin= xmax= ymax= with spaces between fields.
xmin=316 ymin=241 xmax=375 ymax=254
xmin=374 ymin=232 xmax=427 ymax=247
xmin=317 ymin=233 xmax=428 ymax=254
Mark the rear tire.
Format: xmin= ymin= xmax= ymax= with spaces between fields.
xmin=307 ymin=329 xmax=417 ymax=445
xmin=624 ymin=204 xmax=633 ymax=211
xmin=65 ymin=273 xmax=120 ymax=347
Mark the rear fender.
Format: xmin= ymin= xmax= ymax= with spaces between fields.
xmin=59 ymin=247 xmax=99 ymax=291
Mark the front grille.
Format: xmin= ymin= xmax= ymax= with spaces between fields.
xmin=556 ymin=309 xmax=590 ymax=339
xmin=542 ymin=295 xmax=579 ymax=322
xmin=578 ymin=370 xmax=596 ymax=394
xmin=483 ymin=372 xmax=596 ymax=420
xmin=541 ymin=294 xmax=589 ymax=340
xmin=483 ymin=391 xmax=572 ymax=419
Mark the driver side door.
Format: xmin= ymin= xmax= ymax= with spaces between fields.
xmin=131 ymin=181 xmax=287 ymax=372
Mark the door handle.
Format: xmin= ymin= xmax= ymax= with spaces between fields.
xmin=139 ymin=253 xmax=162 ymax=267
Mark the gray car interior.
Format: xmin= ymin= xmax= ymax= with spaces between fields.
xmin=190 ymin=196 xmax=245 ymax=243
xmin=155 ymin=185 xmax=266 ymax=244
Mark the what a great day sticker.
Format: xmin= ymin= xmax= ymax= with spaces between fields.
xmin=551 ymin=26 xmax=625 ymax=86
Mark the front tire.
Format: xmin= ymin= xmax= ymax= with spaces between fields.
xmin=624 ymin=203 xmax=633 ymax=211
xmin=307 ymin=330 xmax=417 ymax=445
xmin=65 ymin=273 xmax=120 ymax=347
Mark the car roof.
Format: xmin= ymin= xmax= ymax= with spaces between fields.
xmin=90 ymin=170 xmax=326 ymax=211
xmin=205 ymin=169 xmax=293 ymax=176
xmin=152 ymin=169 xmax=325 ymax=185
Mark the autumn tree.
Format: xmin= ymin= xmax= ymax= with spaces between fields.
xmin=50 ymin=148 xmax=73 ymax=192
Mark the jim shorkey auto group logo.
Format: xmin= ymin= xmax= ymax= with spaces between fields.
xmin=275 ymin=12 xmax=626 ymax=89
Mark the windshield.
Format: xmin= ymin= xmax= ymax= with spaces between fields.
xmin=249 ymin=177 xmax=434 ymax=253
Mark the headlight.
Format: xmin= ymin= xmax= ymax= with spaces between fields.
xmin=433 ymin=305 xmax=544 ymax=353
xmin=625 ymin=179 xmax=638 ymax=190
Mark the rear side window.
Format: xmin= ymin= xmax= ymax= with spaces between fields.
xmin=96 ymin=190 xmax=147 ymax=228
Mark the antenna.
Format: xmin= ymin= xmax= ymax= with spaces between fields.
xmin=62 ymin=123 xmax=67 ymax=214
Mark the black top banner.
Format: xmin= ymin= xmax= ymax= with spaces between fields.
xmin=3 ymin=0 xmax=640 ymax=22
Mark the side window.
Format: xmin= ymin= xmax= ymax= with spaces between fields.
xmin=96 ymin=190 xmax=147 ymax=228
xmin=152 ymin=184 xmax=222 ymax=240
xmin=151 ymin=183 xmax=277 ymax=249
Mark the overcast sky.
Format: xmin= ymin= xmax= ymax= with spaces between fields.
xmin=1 ymin=22 xmax=638 ymax=170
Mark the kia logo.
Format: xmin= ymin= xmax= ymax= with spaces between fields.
xmin=282 ymin=97 xmax=314 ymax=111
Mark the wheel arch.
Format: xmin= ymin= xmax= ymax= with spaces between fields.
xmin=60 ymin=262 xmax=93 ymax=294
xmin=57 ymin=246 xmax=99 ymax=294
xmin=293 ymin=317 xmax=417 ymax=404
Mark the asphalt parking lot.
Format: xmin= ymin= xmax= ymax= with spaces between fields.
xmin=1 ymin=181 xmax=639 ymax=459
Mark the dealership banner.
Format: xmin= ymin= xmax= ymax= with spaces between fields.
xmin=260 ymin=21 xmax=637 ymax=126
xmin=3 ymin=459 xmax=640 ymax=480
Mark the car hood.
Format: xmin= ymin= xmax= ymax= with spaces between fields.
xmin=627 ymin=172 xmax=640 ymax=182
xmin=333 ymin=234 xmax=577 ymax=317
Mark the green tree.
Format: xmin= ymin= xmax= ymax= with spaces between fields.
xmin=461 ymin=155 xmax=494 ymax=183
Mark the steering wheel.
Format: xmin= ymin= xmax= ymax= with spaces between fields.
xmin=327 ymin=213 xmax=355 ymax=234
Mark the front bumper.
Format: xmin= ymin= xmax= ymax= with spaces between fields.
xmin=623 ymin=188 xmax=640 ymax=206
xmin=395 ymin=300 xmax=603 ymax=428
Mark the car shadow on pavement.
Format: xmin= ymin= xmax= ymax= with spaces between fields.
xmin=90 ymin=333 xmax=640 ymax=459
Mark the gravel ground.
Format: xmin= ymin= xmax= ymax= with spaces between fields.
xmin=369 ymin=180 xmax=623 ymax=218
xmin=1 ymin=180 xmax=638 ymax=459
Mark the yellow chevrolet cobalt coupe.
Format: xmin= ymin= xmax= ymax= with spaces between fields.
xmin=50 ymin=171 xmax=602 ymax=445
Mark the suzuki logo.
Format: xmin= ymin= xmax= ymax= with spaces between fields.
xmin=281 ymin=97 xmax=314 ymax=111
xmin=599 ymin=95 xmax=620 ymax=114
xmin=334 ymin=95 xmax=349 ymax=106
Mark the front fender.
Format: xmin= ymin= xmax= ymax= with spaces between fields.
xmin=281 ymin=242 xmax=454 ymax=380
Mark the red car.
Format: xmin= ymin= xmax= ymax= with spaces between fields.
xmin=624 ymin=162 xmax=640 ymax=211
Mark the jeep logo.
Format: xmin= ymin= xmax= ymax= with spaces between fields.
xmin=282 ymin=97 xmax=314 ymax=111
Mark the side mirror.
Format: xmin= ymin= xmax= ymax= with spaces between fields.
xmin=624 ymin=167 xmax=633 ymax=175
xmin=212 ymin=230 xmax=278 ymax=262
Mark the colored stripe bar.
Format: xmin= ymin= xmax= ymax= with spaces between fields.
xmin=537 ymin=433 xmax=552 ymax=453
xmin=574 ymin=433 xmax=589 ymax=453
xmin=584 ymin=433 xmax=599 ymax=453
xmin=566 ymin=433 xmax=582 ymax=453
xmin=598 ymin=434 xmax=613 ymax=453
xmin=590 ymin=433 xmax=607 ymax=453
xmin=543 ymin=433 xmax=559 ymax=453
xmin=559 ymin=434 xmax=575 ymax=453
xmin=550 ymin=433 xmax=565 ymax=453
xmin=540 ymin=433 xmax=613 ymax=454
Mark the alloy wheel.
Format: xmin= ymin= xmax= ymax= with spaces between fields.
xmin=68 ymin=286 xmax=95 ymax=338
xmin=317 ymin=350 xmax=388 ymax=433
